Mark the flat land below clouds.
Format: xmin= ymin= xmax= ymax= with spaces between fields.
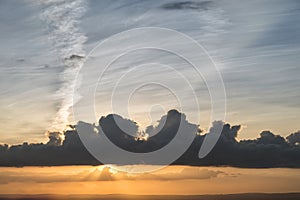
xmin=1 ymin=193 xmax=300 ymax=200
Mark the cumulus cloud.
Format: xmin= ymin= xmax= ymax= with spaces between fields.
xmin=0 ymin=110 xmax=299 ymax=167
xmin=286 ymin=131 xmax=300 ymax=145
xmin=161 ymin=1 xmax=212 ymax=11
xmin=46 ymin=131 xmax=63 ymax=146
xmin=98 ymin=114 xmax=139 ymax=151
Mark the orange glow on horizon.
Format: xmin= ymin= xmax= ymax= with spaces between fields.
xmin=0 ymin=166 xmax=299 ymax=195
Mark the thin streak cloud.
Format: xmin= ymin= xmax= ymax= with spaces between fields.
xmin=39 ymin=0 xmax=87 ymax=131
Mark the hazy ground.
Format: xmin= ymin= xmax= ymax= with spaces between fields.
xmin=1 ymin=193 xmax=300 ymax=200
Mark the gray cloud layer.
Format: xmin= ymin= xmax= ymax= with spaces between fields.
xmin=0 ymin=110 xmax=299 ymax=167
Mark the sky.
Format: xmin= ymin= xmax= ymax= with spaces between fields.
xmin=0 ymin=0 xmax=300 ymax=144
xmin=0 ymin=165 xmax=300 ymax=195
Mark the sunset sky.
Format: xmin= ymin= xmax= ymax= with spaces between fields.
xmin=0 ymin=165 xmax=300 ymax=195
xmin=0 ymin=0 xmax=300 ymax=198
xmin=0 ymin=0 xmax=300 ymax=144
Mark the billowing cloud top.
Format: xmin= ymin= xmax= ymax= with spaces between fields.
xmin=0 ymin=110 xmax=299 ymax=167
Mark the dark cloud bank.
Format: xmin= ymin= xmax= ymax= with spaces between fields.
xmin=1 ymin=109 xmax=300 ymax=167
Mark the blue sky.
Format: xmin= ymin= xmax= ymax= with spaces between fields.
xmin=0 ymin=0 xmax=300 ymax=144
